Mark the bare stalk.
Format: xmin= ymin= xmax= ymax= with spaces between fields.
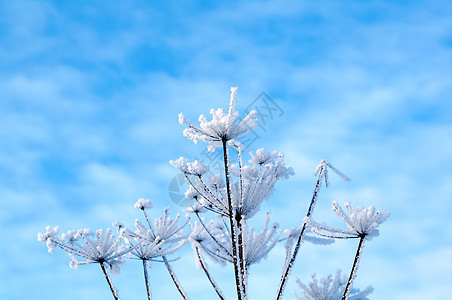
xmin=237 ymin=215 xmax=247 ymax=297
xmin=195 ymin=246 xmax=226 ymax=300
xmin=342 ymin=235 xmax=365 ymax=300
xmin=275 ymin=165 xmax=325 ymax=300
xmin=163 ymin=256 xmax=189 ymax=300
xmin=235 ymin=145 xmax=247 ymax=296
xmin=100 ymin=262 xmax=120 ymax=300
xmin=222 ymin=138 xmax=245 ymax=300
xmin=142 ymin=259 xmax=152 ymax=300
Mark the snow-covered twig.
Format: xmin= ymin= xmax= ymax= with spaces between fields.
xmin=222 ymin=138 xmax=245 ymax=300
xmin=194 ymin=245 xmax=226 ymax=300
xmin=308 ymin=201 xmax=389 ymax=299
xmin=142 ymin=260 xmax=152 ymax=300
xmin=343 ymin=236 xmax=365 ymax=300
xmin=100 ymin=261 xmax=121 ymax=300
xmin=163 ymin=256 xmax=190 ymax=300
xmin=276 ymin=160 xmax=349 ymax=300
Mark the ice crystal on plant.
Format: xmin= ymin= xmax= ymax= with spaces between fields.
xmin=283 ymin=226 xmax=334 ymax=255
xmin=189 ymin=213 xmax=280 ymax=268
xmin=188 ymin=220 xmax=229 ymax=267
xmin=37 ymin=226 xmax=59 ymax=254
xmin=242 ymin=213 xmax=280 ymax=266
xmin=308 ymin=201 xmax=390 ymax=240
xmin=38 ymin=227 xmax=131 ymax=275
xmin=126 ymin=222 xmax=186 ymax=262
xmin=170 ymin=157 xmax=209 ymax=176
xmin=134 ymin=207 xmax=188 ymax=244
xmin=230 ymin=150 xmax=294 ymax=218
xmin=134 ymin=198 xmax=153 ymax=210
xmin=184 ymin=201 xmax=208 ymax=214
xmin=187 ymin=218 xmax=232 ymax=267
xmin=175 ymin=148 xmax=294 ymax=219
xmin=178 ymin=87 xmax=258 ymax=152
xmin=293 ymin=270 xmax=373 ymax=300
xmin=314 ymin=160 xmax=351 ymax=188
xmin=249 ymin=148 xmax=276 ymax=165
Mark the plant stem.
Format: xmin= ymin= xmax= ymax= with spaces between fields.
xmin=142 ymin=259 xmax=152 ymax=300
xmin=275 ymin=165 xmax=325 ymax=300
xmin=100 ymin=262 xmax=120 ymax=300
xmin=236 ymin=145 xmax=248 ymax=297
xmin=237 ymin=215 xmax=247 ymax=297
xmin=163 ymin=256 xmax=189 ymax=300
xmin=222 ymin=139 xmax=245 ymax=300
xmin=195 ymin=246 xmax=226 ymax=300
xmin=342 ymin=236 xmax=365 ymax=300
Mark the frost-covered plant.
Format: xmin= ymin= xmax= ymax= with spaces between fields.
xmin=173 ymin=90 xmax=295 ymax=298
xmin=306 ymin=202 xmax=389 ymax=300
xmin=125 ymin=199 xmax=189 ymax=300
xmin=178 ymin=86 xmax=258 ymax=152
xmin=37 ymin=226 xmax=130 ymax=300
xmin=293 ymin=270 xmax=373 ymax=300
xmin=38 ymin=87 xmax=389 ymax=300
xmin=276 ymin=160 xmax=351 ymax=300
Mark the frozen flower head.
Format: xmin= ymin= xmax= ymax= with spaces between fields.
xmin=232 ymin=150 xmax=294 ymax=218
xmin=184 ymin=201 xmax=207 ymax=214
xmin=332 ymin=201 xmax=390 ymax=240
xmin=178 ymin=87 xmax=258 ymax=152
xmin=112 ymin=221 xmax=125 ymax=232
xmin=68 ymin=228 xmax=130 ymax=275
xmin=188 ymin=221 xmax=211 ymax=245
xmin=128 ymin=220 xmax=187 ymax=262
xmin=134 ymin=207 xmax=188 ymax=244
xmin=243 ymin=213 xmax=281 ymax=266
xmin=308 ymin=201 xmax=389 ymax=241
xmin=249 ymin=148 xmax=277 ymax=165
xmin=128 ymin=236 xmax=186 ymax=262
xmin=184 ymin=185 xmax=200 ymax=200
xmin=170 ymin=157 xmax=209 ymax=176
xmin=188 ymin=220 xmax=230 ymax=267
xmin=134 ymin=198 xmax=153 ymax=210
xmin=293 ymin=269 xmax=373 ymax=300
xmin=38 ymin=226 xmax=131 ymax=275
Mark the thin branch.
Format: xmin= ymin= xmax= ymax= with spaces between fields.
xmin=275 ymin=165 xmax=325 ymax=300
xmin=222 ymin=138 xmax=244 ymax=300
xmin=343 ymin=236 xmax=365 ymax=300
xmin=195 ymin=246 xmax=226 ymax=300
xmin=236 ymin=215 xmax=247 ymax=297
xmin=163 ymin=256 xmax=190 ymax=300
xmin=100 ymin=262 xmax=120 ymax=300
xmin=142 ymin=259 xmax=152 ymax=300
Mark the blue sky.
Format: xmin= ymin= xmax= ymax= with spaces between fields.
xmin=1 ymin=1 xmax=451 ymax=299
